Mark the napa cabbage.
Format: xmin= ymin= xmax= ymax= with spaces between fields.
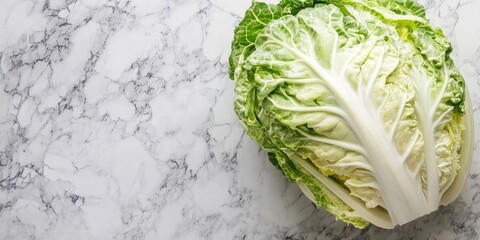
xmin=229 ymin=0 xmax=473 ymax=229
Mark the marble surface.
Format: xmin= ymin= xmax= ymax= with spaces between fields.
xmin=0 ymin=0 xmax=479 ymax=239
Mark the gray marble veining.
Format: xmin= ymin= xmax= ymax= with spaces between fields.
xmin=0 ymin=0 xmax=479 ymax=239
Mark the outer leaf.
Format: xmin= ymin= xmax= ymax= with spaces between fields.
xmin=279 ymin=0 xmax=315 ymax=15
xmin=408 ymin=23 xmax=465 ymax=208
xmin=228 ymin=2 xmax=283 ymax=79
xmin=376 ymin=0 xmax=426 ymax=17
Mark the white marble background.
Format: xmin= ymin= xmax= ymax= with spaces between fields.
xmin=0 ymin=0 xmax=479 ymax=239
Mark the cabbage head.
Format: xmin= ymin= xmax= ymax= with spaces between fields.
xmin=229 ymin=0 xmax=474 ymax=229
